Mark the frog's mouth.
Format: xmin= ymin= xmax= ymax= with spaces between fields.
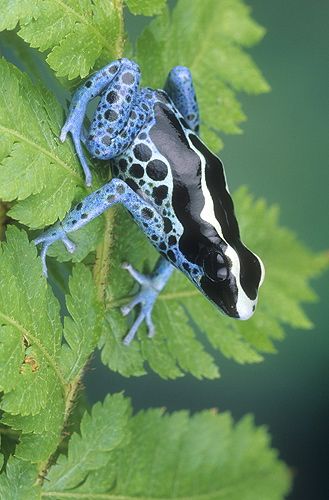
xmin=199 ymin=275 xmax=240 ymax=319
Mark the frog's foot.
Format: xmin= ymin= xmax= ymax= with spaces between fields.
xmin=34 ymin=227 xmax=76 ymax=277
xmin=121 ymin=262 xmax=159 ymax=345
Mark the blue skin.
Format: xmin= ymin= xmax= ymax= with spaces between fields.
xmin=35 ymin=59 xmax=201 ymax=344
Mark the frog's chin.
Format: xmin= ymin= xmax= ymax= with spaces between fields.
xmin=235 ymin=300 xmax=257 ymax=320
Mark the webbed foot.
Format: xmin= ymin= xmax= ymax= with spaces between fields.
xmin=121 ymin=262 xmax=160 ymax=345
xmin=34 ymin=227 xmax=76 ymax=277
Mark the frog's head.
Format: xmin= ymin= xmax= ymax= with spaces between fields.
xmin=199 ymin=243 xmax=265 ymax=320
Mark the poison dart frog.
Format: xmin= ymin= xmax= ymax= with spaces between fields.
xmin=34 ymin=58 xmax=265 ymax=344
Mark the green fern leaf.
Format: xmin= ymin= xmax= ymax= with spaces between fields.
xmin=135 ymin=0 xmax=270 ymax=150
xmin=0 ymin=59 xmax=86 ymax=228
xmin=40 ymin=394 xmax=290 ymax=499
xmin=62 ymin=263 xmax=103 ymax=381
xmin=0 ymin=457 xmax=40 ymax=500
xmin=0 ymin=227 xmax=64 ymax=417
xmin=44 ymin=393 xmax=131 ymax=491
xmin=125 ymin=0 xmax=166 ymax=16
xmin=0 ymin=0 xmax=122 ymax=79
xmin=0 ymin=228 xmax=103 ymax=461
xmin=100 ymin=189 xmax=328 ymax=379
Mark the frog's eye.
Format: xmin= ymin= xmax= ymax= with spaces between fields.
xmin=203 ymin=251 xmax=229 ymax=282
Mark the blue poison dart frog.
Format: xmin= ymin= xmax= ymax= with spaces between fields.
xmin=34 ymin=58 xmax=265 ymax=345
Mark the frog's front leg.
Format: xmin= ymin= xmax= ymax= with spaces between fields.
xmin=60 ymin=58 xmax=140 ymax=185
xmin=34 ymin=178 xmax=164 ymax=275
xmin=121 ymin=258 xmax=174 ymax=345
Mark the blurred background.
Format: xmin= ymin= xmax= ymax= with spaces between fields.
xmin=84 ymin=1 xmax=329 ymax=499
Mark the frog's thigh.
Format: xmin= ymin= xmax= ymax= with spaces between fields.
xmin=164 ymin=66 xmax=200 ymax=132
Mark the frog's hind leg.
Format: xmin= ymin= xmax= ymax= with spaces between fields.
xmin=60 ymin=58 xmax=140 ymax=185
xmin=164 ymin=66 xmax=200 ymax=133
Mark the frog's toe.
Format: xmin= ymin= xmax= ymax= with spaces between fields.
xmin=145 ymin=312 xmax=155 ymax=338
xmin=123 ymin=311 xmax=146 ymax=346
xmin=121 ymin=295 xmax=141 ymax=317
xmin=121 ymin=284 xmax=158 ymax=344
xmin=121 ymin=262 xmax=151 ymax=287
xmin=34 ymin=230 xmax=76 ymax=277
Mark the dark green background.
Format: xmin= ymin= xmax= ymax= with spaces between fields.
xmin=85 ymin=2 xmax=329 ymax=499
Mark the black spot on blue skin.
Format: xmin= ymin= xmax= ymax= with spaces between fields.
xmin=102 ymin=135 xmax=112 ymax=145
xmin=183 ymin=262 xmax=190 ymax=272
xmin=85 ymin=80 xmax=92 ymax=88
xmin=76 ymin=202 xmax=83 ymax=210
xmin=141 ymin=207 xmax=154 ymax=219
xmin=152 ymin=185 xmax=168 ymax=205
xmin=139 ymin=132 xmax=147 ymax=140
xmin=105 ymin=109 xmax=118 ymax=122
xmin=151 ymin=234 xmax=158 ymax=241
xmin=141 ymin=103 xmax=149 ymax=112
xmin=139 ymin=180 xmax=145 ymax=186
xmin=107 ymin=195 xmax=116 ymax=203
xmin=112 ymin=165 xmax=119 ymax=176
xmin=107 ymin=127 xmax=114 ymax=134
xmin=116 ymin=184 xmax=125 ymax=194
xmin=163 ymin=217 xmax=172 ymax=233
xmin=120 ymin=130 xmax=128 ymax=138
xmin=109 ymin=65 xmax=118 ymax=74
xmin=130 ymin=111 xmax=137 ymax=120
xmin=122 ymin=72 xmax=135 ymax=85
xmin=97 ymin=114 xmax=102 ymax=120
xmin=129 ymin=163 xmax=144 ymax=178
xmin=119 ymin=158 xmax=127 ymax=171
xmin=168 ymin=235 xmax=177 ymax=245
xmin=81 ymin=213 xmax=88 ymax=219
xmin=159 ymin=242 xmax=166 ymax=251
xmin=126 ymin=178 xmax=139 ymax=192
xmin=133 ymin=143 xmax=152 ymax=162
xmin=146 ymin=159 xmax=168 ymax=181
xmin=106 ymin=91 xmax=119 ymax=104
xmin=95 ymin=149 xmax=100 ymax=155
xmin=71 ymin=220 xmax=77 ymax=225
xmin=167 ymin=250 xmax=176 ymax=262
xmin=88 ymin=134 xmax=94 ymax=141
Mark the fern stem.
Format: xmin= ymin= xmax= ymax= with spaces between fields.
xmin=93 ymin=0 xmax=124 ymax=304
xmin=0 ymin=201 xmax=9 ymax=240
xmin=93 ymin=206 xmax=116 ymax=303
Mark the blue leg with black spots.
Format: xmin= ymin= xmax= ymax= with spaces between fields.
xmin=164 ymin=66 xmax=200 ymax=133
xmin=121 ymin=258 xmax=174 ymax=345
xmin=60 ymin=58 xmax=141 ymax=185
xmin=34 ymin=178 xmax=164 ymax=277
